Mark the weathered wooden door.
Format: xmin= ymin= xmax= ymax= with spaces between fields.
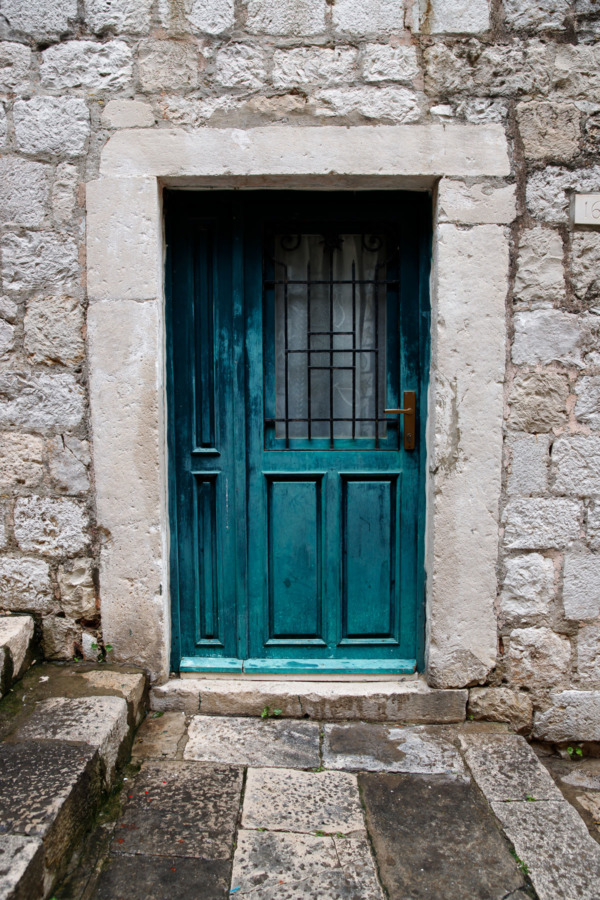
xmin=166 ymin=191 xmax=431 ymax=674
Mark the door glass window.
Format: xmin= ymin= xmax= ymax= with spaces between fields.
xmin=272 ymin=233 xmax=389 ymax=442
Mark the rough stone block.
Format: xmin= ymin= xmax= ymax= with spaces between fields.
xmin=587 ymin=502 xmax=600 ymax=551
xmin=40 ymin=41 xmax=133 ymax=93
xmin=424 ymin=40 xmax=552 ymax=98
xmin=553 ymin=44 xmax=600 ymax=101
xmin=0 ymin=557 xmax=53 ymax=614
xmin=138 ymin=41 xmax=200 ymax=92
xmin=553 ymin=436 xmax=600 ymax=497
xmin=508 ymin=626 xmax=571 ymax=692
xmin=513 ymin=226 xmax=565 ymax=305
xmin=17 ymin=695 xmax=129 ymax=781
xmin=316 ymin=86 xmax=421 ymax=122
xmin=2 ymin=232 xmax=79 ymax=294
xmin=0 ymin=433 xmax=43 ymax=489
xmin=0 ymin=373 xmax=84 ymax=429
xmin=86 ymin=0 xmax=152 ymax=33
xmin=13 ymin=98 xmax=89 ymax=158
xmin=41 ymin=615 xmax=80 ymax=660
xmin=184 ymin=715 xmax=320 ymax=768
xmin=0 ymin=834 xmax=44 ymax=900
xmin=52 ymin=163 xmax=79 ymax=225
xmin=87 ymin=177 xmax=160 ymax=301
xmin=420 ymin=0 xmax=491 ymax=33
xmin=24 ymin=295 xmax=84 ymax=367
xmin=577 ymin=624 xmax=600 ymax=687
xmin=48 ymin=436 xmax=90 ymax=495
xmin=501 ymin=553 xmax=554 ymax=618
xmin=468 ymin=688 xmax=533 ymax=732
xmin=562 ymin=552 xmax=600 ymax=620
xmin=457 ymin=98 xmax=509 ymax=123
xmin=0 ymin=615 xmax=34 ymax=680
xmin=247 ymin=0 xmax=325 ymax=34
xmin=0 ymin=42 xmax=32 ymax=93
xmin=508 ymin=372 xmax=569 ymax=433
xmin=214 ymin=45 xmax=266 ymax=89
xmin=517 ymin=101 xmax=580 ymax=161
xmin=507 ymin=434 xmax=549 ymax=496
xmin=504 ymin=0 xmax=570 ymax=29
xmin=101 ymin=99 xmax=155 ymax=128
xmin=360 ymin=44 xmax=419 ymax=83
xmin=273 ymin=47 xmax=358 ymax=88
xmin=571 ymin=232 xmax=600 ymax=308
xmin=157 ymin=0 xmax=234 ymax=34
xmin=534 ymin=690 xmax=600 ymax=741
xmin=132 ymin=711 xmax=186 ymax=759
xmin=459 ymin=733 xmax=562 ymax=800
xmin=14 ymin=496 xmax=89 ymax=557
xmin=81 ymin=670 xmax=145 ymax=723
xmin=437 ymin=180 xmax=516 ymax=224
xmin=575 ymin=376 xmax=600 ymax=428
xmin=527 ymin=164 xmax=600 ymax=225
xmin=0 ymin=159 xmax=49 ymax=228
xmin=503 ymin=499 xmax=581 ymax=550
xmin=58 ymin=559 xmax=96 ymax=619
xmin=512 ymin=309 xmax=589 ymax=367
xmin=0 ymin=320 xmax=14 ymax=358
xmin=332 ymin=0 xmax=404 ymax=34
xmin=0 ymin=105 xmax=6 ymax=149
xmin=0 ymin=0 xmax=78 ymax=40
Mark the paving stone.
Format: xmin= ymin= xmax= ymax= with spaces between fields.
xmin=112 ymin=761 xmax=242 ymax=859
xmin=0 ymin=742 xmax=101 ymax=871
xmin=184 ymin=716 xmax=320 ymax=768
xmin=15 ymin=696 xmax=128 ymax=781
xmin=459 ymin=734 xmax=562 ymax=800
xmin=242 ymin=768 xmax=365 ymax=834
xmin=93 ymin=854 xmax=231 ymax=900
xmin=0 ymin=834 xmax=44 ymax=900
xmin=322 ymin=723 xmax=467 ymax=777
xmin=360 ymin=772 xmax=524 ymax=900
xmin=491 ymin=799 xmax=600 ymax=900
xmin=230 ymin=830 xmax=384 ymax=898
xmin=132 ymin=712 xmax=187 ymax=759
xmin=81 ymin=671 xmax=145 ymax=724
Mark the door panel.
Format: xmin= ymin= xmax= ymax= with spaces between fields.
xmin=165 ymin=191 xmax=431 ymax=674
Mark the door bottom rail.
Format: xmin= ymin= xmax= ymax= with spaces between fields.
xmin=179 ymin=657 xmax=417 ymax=675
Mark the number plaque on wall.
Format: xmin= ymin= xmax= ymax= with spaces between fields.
xmin=573 ymin=193 xmax=600 ymax=226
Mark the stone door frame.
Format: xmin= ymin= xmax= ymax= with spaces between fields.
xmin=86 ymin=124 xmax=512 ymax=684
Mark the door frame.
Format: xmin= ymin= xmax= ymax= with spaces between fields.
xmin=86 ymin=124 xmax=512 ymax=687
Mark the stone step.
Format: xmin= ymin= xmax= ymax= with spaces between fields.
xmin=0 ymin=664 xmax=147 ymax=900
xmin=150 ymin=677 xmax=468 ymax=723
xmin=0 ymin=616 xmax=35 ymax=700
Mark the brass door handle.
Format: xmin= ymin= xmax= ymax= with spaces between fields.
xmin=384 ymin=391 xmax=416 ymax=451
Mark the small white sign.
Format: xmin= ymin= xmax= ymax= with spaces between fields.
xmin=573 ymin=193 xmax=600 ymax=226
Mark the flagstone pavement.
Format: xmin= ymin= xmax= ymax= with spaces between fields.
xmin=57 ymin=714 xmax=600 ymax=900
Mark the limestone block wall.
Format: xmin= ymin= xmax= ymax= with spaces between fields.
xmin=0 ymin=0 xmax=599 ymax=736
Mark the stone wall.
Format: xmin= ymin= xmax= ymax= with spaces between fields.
xmin=0 ymin=0 xmax=599 ymax=736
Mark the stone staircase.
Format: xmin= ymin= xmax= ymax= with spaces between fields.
xmin=0 ymin=657 xmax=147 ymax=900
xmin=0 ymin=616 xmax=35 ymax=701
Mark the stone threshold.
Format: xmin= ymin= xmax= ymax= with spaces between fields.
xmin=151 ymin=675 xmax=468 ymax=723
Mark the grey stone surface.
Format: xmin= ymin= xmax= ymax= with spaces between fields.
xmin=360 ymin=771 xmax=524 ymax=900
xmin=421 ymin=0 xmax=490 ymax=33
xmin=24 ymin=296 xmax=84 ymax=368
xmin=49 ymin=437 xmax=90 ymax=495
xmin=553 ymin=436 xmax=600 ymax=497
xmin=0 ymin=742 xmax=101 ymax=870
xmin=157 ymin=0 xmax=234 ymax=34
xmin=247 ymin=0 xmax=326 ymax=35
xmin=86 ymin=0 xmax=153 ymax=34
xmin=467 ymin=688 xmax=533 ymax=732
xmin=0 ymin=434 xmax=43 ymax=489
xmin=0 ymin=43 xmax=32 ymax=93
xmin=102 ymin=99 xmax=155 ymax=129
xmin=0 ymin=616 xmax=33 ymax=681
xmin=0 ymin=557 xmax=53 ymax=614
xmin=563 ymin=553 xmax=600 ymax=620
xmin=507 ymin=435 xmax=549 ymax=497
xmin=40 ymin=41 xmax=133 ymax=93
xmin=0 ymin=159 xmax=49 ymax=228
xmin=332 ymin=0 xmax=404 ymax=34
xmin=93 ymin=855 xmax=231 ymax=900
xmin=322 ymin=723 xmax=467 ymax=777
xmin=13 ymin=97 xmax=90 ymax=157
xmin=243 ymin=768 xmax=365 ymax=834
xmin=58 ymin=559 xmax=96 ymax=619
xmin=14 ymin=497 xmax=89 ymax=557
xmin=0 ymin=0 xmax=78 ymax=39
xmin=0 ymin=834 xmax=44 ymax=900
xmin=504 ymin=0 xmax=569 ymax=29
xmin=576 ymin=624 xmax=600 ymax=687
xmin=112 ymin=761 xmax=242 ymax=859
xmin=184 ymin=716 xmax=320 ymax=768
xmin=137 ymin=41 xmax=200 ymax=92
xmin=132 ymin=712 xmax=187 ymax=759
xmin=273 ymin=47 xmax=357 ymax=88
xmin=500 ymin=553 xmax=554 ymax=619
xmin=491 ymin=800 xmax=600 ymax=900
xmin=231 ymin=830 xmax=384 ymax=898
xmin=508 ymin=627 xmax=571 ymax=692
xmin=0 ymin=373 xmax=83 ymax=429
xmin=81 ymin=671 xmax=145 ymax=723
xmin=534 ymin=690 xmax=600 ymax=741
xmin=517 ymin=101 xmax=580 ymax=160
xmin=459 ymin=733 xmax=562 ymax=800
xmin=437 ymin=179 xmax=516 ymax=224
xmin=16 ymin=696 xmax=128 ymax=780
xmin=360 ymin=44 xmax=418 ymax=83
xmin=215 ymin=44 xmax=266 ymax=89
xmin=41 ymin=615 xmax=80 ymax=661
xmin=512 ymin=309 xmax=595 ymax=367
xmin=503 ymin=499 xmax=581 ymax=550
xmin=508 ymin=372 xmax=569 ymax=433
xmin=2 ymin=233 xmax=79 ymax=294
xmin=527 ymin=165 xmax=600 ymax=225
xmin=575 ymin=376 xmax=600 ymax=429
xmin=52 ymin=162 xmax=78 ymax=225
xmin=571 ymin=232 xmax=600 ymax=308
xmin=316 ymin=85 xmax=421 ymax=122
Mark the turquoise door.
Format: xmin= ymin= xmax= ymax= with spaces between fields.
xmin=165 ymin=191 xmax=431 ymax=675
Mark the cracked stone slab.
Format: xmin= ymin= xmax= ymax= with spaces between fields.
xmin=0 ymin=742 xmax=101 ymax=870
xmin=15 ymin=695 xmax=128 ymax=782
xmin=93 ymin=854 xmax=231 ymax=900
xmin=112 ymin=760 xmax=242 ymax=860
xmin=132 ymin=712 xmax=187 ymax=760
xmin=322 ymin=723 xmax=467 ymax=776
xmin=0 ymin=834 xmax=44 ymax=900
xmin=491 ymin=800 xmax=600 ymax=900
xmin=242 ymin=768 xmax=365 ymax=835
xmin=184 ymin=716 xmax=320 ymax=768
xmin=230 ymin=830 xmax=384 ymax=898
xmin=360 ymin=772 xmax=524 ymax=900
xmin=459 ymin=733 xmax=563 ymax=801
